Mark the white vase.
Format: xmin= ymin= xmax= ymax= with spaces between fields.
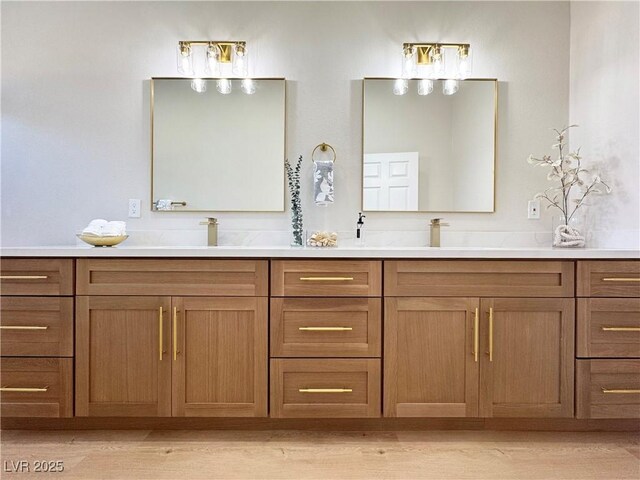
xmin=552 ymin=213 xmax=587 ymax=248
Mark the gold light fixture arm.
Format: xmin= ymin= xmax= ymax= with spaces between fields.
xmin=403 ymin=42 xmax=471 ymax=65
xmin=179 ymin=40 xmax=246 ymax=63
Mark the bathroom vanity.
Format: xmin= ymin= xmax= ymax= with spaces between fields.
xmin=1 ymin=248 xmax=638 ymax=430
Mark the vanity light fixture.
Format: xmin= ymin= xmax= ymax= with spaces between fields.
xmin=176 ymin=40 xmax=250 ymax=93
xmin=396 ymin=42 xmax=473 ymax=95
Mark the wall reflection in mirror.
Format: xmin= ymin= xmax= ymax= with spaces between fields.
xmin=362 ymin=79 xmax=496 ymax=212
xmin=152 ymin=78 xmax=285 ymax=212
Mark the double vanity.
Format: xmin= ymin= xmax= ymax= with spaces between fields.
xmin=1 ymin=248 xmax=638 ymax=429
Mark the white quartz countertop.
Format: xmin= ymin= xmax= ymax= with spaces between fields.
xmin=1 ymin=246 xmax=638 ymax=259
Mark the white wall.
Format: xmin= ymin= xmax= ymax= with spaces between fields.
xmin=0 ymin=1 xmax=604 ymax=247
xmin=570 ymin=1 xmax=640 ymax=248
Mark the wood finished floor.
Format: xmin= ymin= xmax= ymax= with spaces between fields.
xmin=1 ymin=430 xmax=639 ymax=479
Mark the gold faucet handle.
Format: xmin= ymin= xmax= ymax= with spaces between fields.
xmin=430 ymin=218 xmax=450 ymax=226
xmin=199 ymin=217 xmax=218 ymax=226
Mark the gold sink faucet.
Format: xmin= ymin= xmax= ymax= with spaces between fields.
xmin=199 ymin=218 xmax=218 ymax=246
xmin=430 ymin=218 xmax=449 ymax=247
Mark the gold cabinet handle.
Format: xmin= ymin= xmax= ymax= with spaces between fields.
xmin=473 ymin=307 xmax=479 ymax=363
xmin=602 ymin=278 xmax=640 ymax=282
xmin=488 ymin=307 xmax=494 ymax=362
xmin=602 ymin=326 xmax=640 ymax=332
xmin=158 ymin=307 xmax=164 ymax=361
xmin=173 ymin=307 xmax=179 ymax=361
xmin=0 ymin=275 xmax=48 ymax=280
xmin=0 ymin=325 xmax=48 ymax=330
xmin=299 ymin=277 xmax=354 ymax=281
xmin=601 ymin=388 xmax=640 ymax=394
xmin=298 ymin=326 xmax=353 ymax=331
xmin=1 ymin=386 xmax=48 ymax=392
xmin=298 ymin=388 xmax=353 ymax=393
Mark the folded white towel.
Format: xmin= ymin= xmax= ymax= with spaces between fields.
xmin=82 ymin=219 xmax=126 ymax=237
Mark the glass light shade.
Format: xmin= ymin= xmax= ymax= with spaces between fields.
xmin=241 ymin=78 xmax=256 ymax=95
xmin=232 ymin=45 xmax=249 ymax=77
xmin=402 ymin=50 xmax=416 ymax=79
xmin=457 ymin=46 xmax=473 ymax=79
xmin=216 ymin=79 xmax=232 ymax=95
xmin=442 ymin=79 xmax=459 ymax=95
xmin=417 ymin=79 xmax=434 ymax=96
xmin=393 ymin=78 xmax=409 ymax=96
xmin=431 ymin=47 xmax=445 ymax=78
xmin=190 ymin=78 xmax=207 ymax=93
xmin=416 ymin=63 xmax=434 ymax=80
xmin=176 ymin=45 xmax=194 ymax=76
xmin=205 ymin=46 xmax=220 ymax=76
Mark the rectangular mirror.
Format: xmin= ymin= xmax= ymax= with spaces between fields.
xmin=152 ymin=78 xmax=285 ymax=212
xmin=362 ymin=78 xmax=496 ymax=212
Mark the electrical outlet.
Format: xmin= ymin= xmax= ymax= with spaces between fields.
xmin=128 ymin=199 xmax=141 ymax=218
xmin=528 ymin=200 xmax=540 ymax=219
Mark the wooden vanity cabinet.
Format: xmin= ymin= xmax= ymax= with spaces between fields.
xmin=384 ymin=261 xmax=576 ymax=419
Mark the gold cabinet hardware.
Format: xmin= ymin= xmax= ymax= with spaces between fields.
xmin=601 ymin=388 xmax=640 ymax=394
xmin=298 ymin=388 xmax=353 ymax=393
xmin=299 ymin=277 xmax=354 ymax=281
xmin=601 ymin=326 xmax=640 ymax=332
xmin=488 ymin=307 xmax=494 ymax=362
xmin=1 ymin=386 xmax=48 ymax=392
xmin=173 ymin=307 xmax=179 ymax=361
xmin=473 ymin=307 xmax=479 ymax=363
xmin=298 ymin=327 xmax=353 ymax=331
xmin=158 ymin=307 xmax=164 ymax=361
xmin=602 ymin=277 xmax=640 ymax=282
xmin=0 ymin=325 xmax=48 ymax=330
xmin=0 ymin=275 xmax=48 ymax=280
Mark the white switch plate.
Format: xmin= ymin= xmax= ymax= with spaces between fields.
xmin=128 ymin=199 xmax=141 ymax=218
xmin=528 ymin=200 xmax=540 ymax=219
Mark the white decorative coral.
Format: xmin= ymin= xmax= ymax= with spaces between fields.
xmin=528 ymin=125 xmax=611 ymax=247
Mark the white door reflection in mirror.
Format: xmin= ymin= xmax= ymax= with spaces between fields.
xmin=363 ymin=152 xmax=419 ymax=211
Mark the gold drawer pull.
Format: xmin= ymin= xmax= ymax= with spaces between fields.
xmin=1 ymin=386 xmax=49 ymax=392
xmin=0 ymin=325 xmax=48 ymax=330
xmin=602 ymin=326 xmax=640 ymax=332
xmin=602 ymin=277 xmax=640 ymax=282
xmin=299 ymin=277 xmax=354 ymax=281
xmin=601 ymin=388 xmax=640 ymax=394
xmin=473 ymin=307 xmax=479 ymax=363
xmin=299 ymin=388 xmax=353 ymax=393
xmin=0 ymin=275 xmax=48 ymax=280
xmin=298 ymin=326 xmax=353 ymax=331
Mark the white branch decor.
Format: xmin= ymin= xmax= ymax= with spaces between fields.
xmin=285 ymin=155 xmax=304 ymax=246
xmin=528 ymin=125 xmax=611 ymax=248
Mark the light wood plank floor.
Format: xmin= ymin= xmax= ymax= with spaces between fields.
xmin=1 ymin=430 xmax=638 ymax=479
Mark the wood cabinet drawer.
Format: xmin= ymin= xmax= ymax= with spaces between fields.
xmin=577 ymin=298 xmax=640 ymax=358
xmin=271 ymin=261 xmax=381 ymax=297
xmin=0 ymin=357 xmax=73 ymax=417
xmin=0 ymin=297 xmax=73 ymax=357
xmin=578 ymin=261 xmax=640 ymax=297
xmin=270 ymin=359 xmax=381 ymax=418
xmin=270 ymin=298 xmax=381 ymax=357
xmin=0 ymin=259 xmax=73 ymax=296
xmin=385 ymin=261 xmax=574 ymax=297
xmin=576 ymin=359 xmax=640 ymax=419
xmin=77 ymin=259 xmax=268 ymax=296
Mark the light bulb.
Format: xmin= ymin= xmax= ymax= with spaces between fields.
xmin=176 ymin=43 xmax=194 ymax=76
xmin=393 ymin=78 xmax=409 ymax=96
xmin=241 ymin=78 xmax=256 ymax=95
xmin=206 ymin=44 xmax=220 ymax=76
xmin=417 ymin=79 xmax=433 ymax=96
xmin=456 ymin=45 xmax=473 ymax=79
xmin=191 ymin=78 xmax=207 ymax=93
xmin=431 ymin=45 xmax=444 ymax=78
xmin=442 ymin=79 xmax=459 ymax=95
xmin=216 ymin=79 xmax=232 ymax=95
xmin=232 ymin=43 xmax=249 ymax=77
xmin=401 ymin=45 xmax=416 ymax=79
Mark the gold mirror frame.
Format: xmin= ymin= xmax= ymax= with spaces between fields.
xmin=150 ymin=77 xmax=287 ymax=213
xmin=361 ymin=77 xmax=498 ymax=213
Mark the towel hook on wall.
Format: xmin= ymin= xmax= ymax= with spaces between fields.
xmin=311 ymin=142 xmax=337 ymax=163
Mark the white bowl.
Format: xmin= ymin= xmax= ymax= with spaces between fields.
xmin=77 ymin=234 xmax=129 ymax=247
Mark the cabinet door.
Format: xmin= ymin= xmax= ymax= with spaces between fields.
xmin=479 ymin=298 xmax=574 ymax=418
xmin=172 ymin=297 xmax=268 ymax=417
xmin=76 ymin=296 xmax=172 ymax=417
xmin=384 ymin=297 xmax=480 ymax=417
